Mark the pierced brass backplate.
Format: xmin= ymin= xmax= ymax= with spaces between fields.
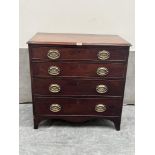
xmin=47 ymin=49 xmax=60 ymax=60
xmin=95 ymin=104 xmax=106 ymax=112
xmin=49 ymin=84 xmax=61 ymax=93
xmin=98 ymin=50 xmax=110 ymax=60
xmin=48 ymin=66 xmax=60 ymax=75
xmin=96 ymin=84 xmax=108 ymax=94
xmin=97 ymin=67 xmax=109 ymax=76
xmin=50 ymin=104 xmax=61 ymax=112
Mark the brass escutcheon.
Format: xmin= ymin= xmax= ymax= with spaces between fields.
xmin=48 ymin=66 xmax=60 ymax=75
xmin=50 ymin=104 xmax=61 ymax=112
xmin=97 ymin=67 xmax=109 ymax=76
xmin=98 ymin=50 xmax=110 ymax=60
xmin=96 ymin=84 xmax=108 ymax=94
xmin=49 ymin=84 xmax=61 ymax=93
xmin=47 ymin=49 xmax=60 ymax=60
xmin=95 ymin=104 xmax=106 ymax=112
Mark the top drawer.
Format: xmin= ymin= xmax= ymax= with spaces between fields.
xmin=30 ymin=46 xmax=129 ymax=62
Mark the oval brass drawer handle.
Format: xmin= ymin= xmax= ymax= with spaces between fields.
xmin=49 ymin=84 xmax=61 ymax=93
xmin=98 ymin=50 xmax=110 ymax=60
xmin=50 ymin=104 xmax=61 ymax=112
xmin=96 ymin=84 xmax=108 ymax=94
xmin=97 ymin=67 xmax=109 ymax=76
xmin=95 ymin=104 xmax=106 ymax=112
xmin=47 ymin=49 xmax=60 ymax=60
xmin=48 ymin=66 xmax=60 ymax=76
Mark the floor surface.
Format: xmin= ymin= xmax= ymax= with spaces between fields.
xmin=19 ymin=104 xmax=135 ymax=155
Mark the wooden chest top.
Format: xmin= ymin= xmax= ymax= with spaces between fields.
xmin=27 ymin=33 xmax=131 ymax=46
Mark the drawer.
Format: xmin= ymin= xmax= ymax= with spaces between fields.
xmin=30 ymin=46 xmax=129 ymax=61
xmin=34 ymin=97 xmax=123 ymax=116
xmin=31 ymin=62 xmax=126 ymax=78
xmin=33 ymin=78 xmax=125 ymax=96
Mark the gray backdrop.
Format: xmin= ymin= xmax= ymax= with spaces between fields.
xmin=19 ymin=49 xmax=135 ymax=104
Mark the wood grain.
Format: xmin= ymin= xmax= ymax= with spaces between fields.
xmin=34 ymin=97 xmax=123 ymax=116
xmin=32 ymin=78 xmax=125 ymax=96
xmin=30 ymin=46 xmax=129 ymax=61
xmin=31 ymin=62 xmax=127 ymax=78
xmin=27 ymin=33 xmax=131 ymax=46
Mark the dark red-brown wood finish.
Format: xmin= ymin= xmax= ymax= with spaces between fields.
xmin=31 ymin=46 xmax=129 ymax=61
xmin=32 ymin=78 xmax=125 ymax=96
xmin=31 ymin=62 xmax=127 ymax=78
xmin=28 ymin=33 xmax=130 ymax=130
xmin=34 ymin=97 xmax=123 ymax=115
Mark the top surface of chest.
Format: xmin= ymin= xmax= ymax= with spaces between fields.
xmin=27 ymin=33 xmax=131 ymax=46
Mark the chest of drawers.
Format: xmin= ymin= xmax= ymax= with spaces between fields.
xmin=27 ymin=33 xmax=130 ymax=130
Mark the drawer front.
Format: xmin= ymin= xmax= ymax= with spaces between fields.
xmin=33 ymin=79 xmax=125 ymax=96
xmin=34 ymin=97 xmax=122 ymax=116
xmin=30 ymin=46 xmax=129 ymax=61
xmin=31 ymin=62 xmax=126 ymax=78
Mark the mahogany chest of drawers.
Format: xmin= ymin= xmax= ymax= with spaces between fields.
xmin=27 ymin=33 xmax=130 ymax=130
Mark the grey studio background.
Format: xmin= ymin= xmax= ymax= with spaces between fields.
xmin=19 ymin=1 xmax=135 ymax=155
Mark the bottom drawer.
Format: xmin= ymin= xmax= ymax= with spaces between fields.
xmin=34 ymin=97 xmax=123 ymax=116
